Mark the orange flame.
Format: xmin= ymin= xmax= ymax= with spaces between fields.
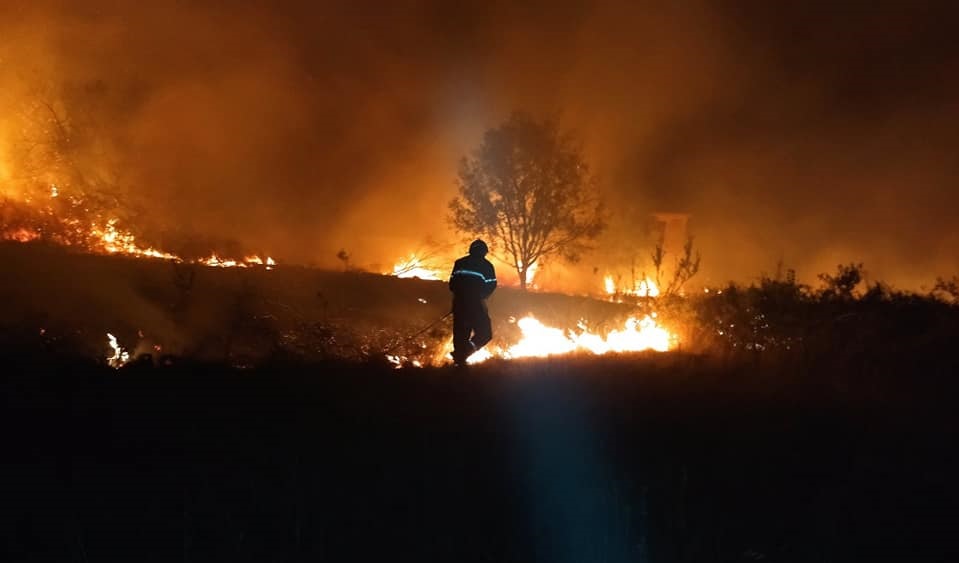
xmin=429 ymin=313 xmax=676 ymax=366
xmin=2 ymin=227 xmax=41 ymax=242
xmin=91 ymin=220 xmax=180 ymax=260
xmin=106 ymin=333 xmax=130 ymax=369
xmin=604 ymin=275 xmax=660 ymax=298
xmin=391 ymin=254 xmax=443 ymax=280
xmin=2 ymin=184 xmax=278 ymax=269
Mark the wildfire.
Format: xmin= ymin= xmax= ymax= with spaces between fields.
xmin=91 ymin=220 xmax=180 ymax=260
xmin=604 ymin=275 xmax=660 ymax=298
xmin=390 ymin=253 xmax=547 ymax=289
xmin=3 ymin=218 xmax=278 ymax=270
xmin=521 ymin=260 xmax=540 ymax=288
xmin=106 ymin=333 xmax=130 ymax=369
xmin=87 ymin=224 xmax=277 ymax=269
xmin=2 ymin=184 xmax=278 ymax=270
xmin=2 ymin=227 xmax=41 ymax=242
xmin=200 ymin=253 xmax=276 ymax=269
xmin=241 ymin=255 xmax=276 ymax=270
xmin=471 ymin=314 xmax=673 ymax=363
xmin=419 ymin=313 xmax=675 ymax=367
xmin=604 ymin=275 xmax=616 ymax=295
xmin=637 ymin=278 xmax=660 ymax=297
xmin=391 ymin=254 xmax=443 ymax=280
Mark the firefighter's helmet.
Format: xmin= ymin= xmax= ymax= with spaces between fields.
xmin=469 ymin=239 xmax=488 ymax=256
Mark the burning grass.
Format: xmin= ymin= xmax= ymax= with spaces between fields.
xmin=438 ymin=313 xmax=674 ymax=366
xmin=3 ymin=240 xmax=959 ymax=377
xmin=1 ymin=188 xmax=276 ymax=269
xmin=604 ymin=274 xmax=660 ymax=298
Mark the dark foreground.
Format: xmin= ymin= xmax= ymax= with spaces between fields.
xmin=2 ymin=354 xmax=957 ymax=563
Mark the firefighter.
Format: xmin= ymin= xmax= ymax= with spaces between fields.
xmin=448 ymin=239 xmax=497 ymax=365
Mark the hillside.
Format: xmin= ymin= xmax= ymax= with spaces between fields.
xmin=0 ymin=242 xmax=637 ymax=366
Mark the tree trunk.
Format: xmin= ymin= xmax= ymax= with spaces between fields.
xmin=519 ymin=267 xmax=528 ymax=291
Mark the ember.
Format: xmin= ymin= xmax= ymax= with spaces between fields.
xmin=2 ymin=228 xmax=41 ymax=243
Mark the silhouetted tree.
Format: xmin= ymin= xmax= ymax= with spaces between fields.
xmin=449 ymin=113 xmax=605 ymax=289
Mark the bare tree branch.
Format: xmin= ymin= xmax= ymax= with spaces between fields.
xmin=448 ymin=112 xmax=606 ymax=289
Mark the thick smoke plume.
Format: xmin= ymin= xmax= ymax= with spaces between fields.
xmin=2 ymin=0 xmax=957 ymax=288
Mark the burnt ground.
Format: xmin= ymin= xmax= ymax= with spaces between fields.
xmin=2 ymin=353 xmax=957 ymax=563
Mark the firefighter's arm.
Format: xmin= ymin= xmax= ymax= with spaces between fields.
xmin=484 ymin=266 xmax=497 ymax=298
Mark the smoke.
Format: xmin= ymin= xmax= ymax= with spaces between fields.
xmin=2 ymin=0 xmax=958 ymax=287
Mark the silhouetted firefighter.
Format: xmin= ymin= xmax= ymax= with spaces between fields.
xmin=449 ymin=239 xmax=496 ymax=365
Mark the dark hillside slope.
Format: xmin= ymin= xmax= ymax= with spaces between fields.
xmin=0 ymin=242 xmax=633 ymax=365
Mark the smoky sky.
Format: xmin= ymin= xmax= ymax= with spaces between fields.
xmin=2 ymin=0 xmax=958 ymax=287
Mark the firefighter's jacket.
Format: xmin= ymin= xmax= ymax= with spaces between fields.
xmin=449 ymin=255 xmax=497 ymax=301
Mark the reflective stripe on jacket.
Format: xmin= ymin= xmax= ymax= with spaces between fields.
xmin=449 ymin=255 xmax=497 ymax=299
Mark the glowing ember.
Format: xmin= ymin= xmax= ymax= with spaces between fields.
xmin=2 ymin=227 xmax=41 ymax=242
xmin=386 ymin=354 xmax=424 ymax=369
xmin=392 ymin=255 xmax=443 ymax=280
xmin=106 ymin=333 xmax=130 ymax=369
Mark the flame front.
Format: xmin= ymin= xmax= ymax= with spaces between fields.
xmin=461 ymin=313 xmax=674 ymax=364
xmin=199 ymin=253 xmax=276 ymax=268
xmin=2 ymin=183 xmax=278 ymax=269
xmin=106 ymin=333 xmax=130 ymax=369
xmin=92 ymin=220 xmax=179 ymax=260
